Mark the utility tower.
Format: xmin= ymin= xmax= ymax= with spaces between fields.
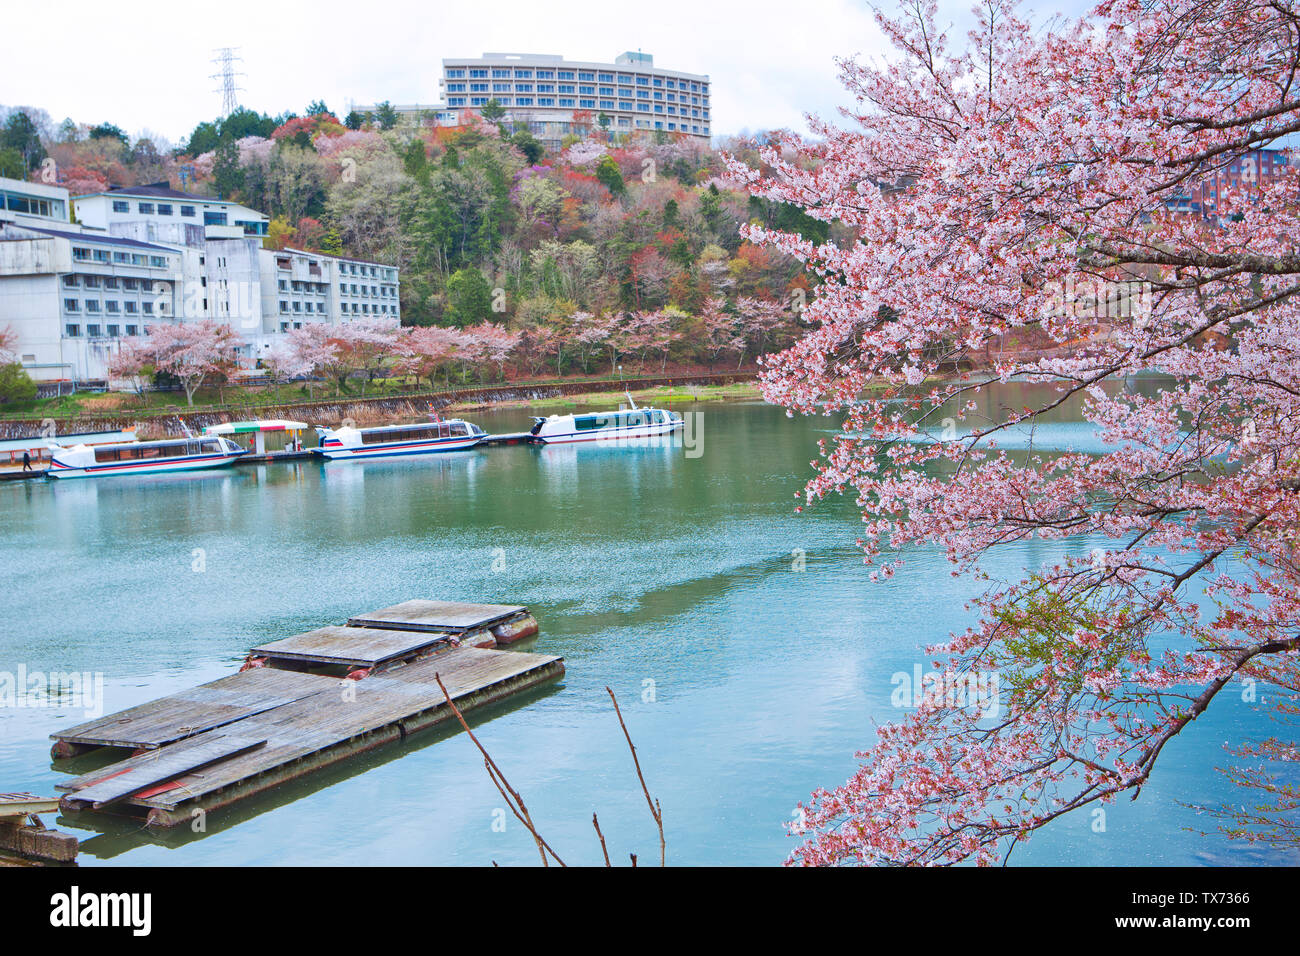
xmin=210 ymin=47 xmax=245 ymax=118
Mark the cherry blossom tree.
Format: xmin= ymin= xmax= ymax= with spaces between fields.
xmin=730 ymin=0 xmax=1300 ymax=864
xmin=396 ymin=325 xmax=463 ymax=388
xmin=136 ymin=321 xmax=242 ymax=406
xmin=462 ymin=322 xmax=520 ymax=381
xmin=105 ymin=337 xmax=154 ymax=397
xmin=0 ymin=325 xmax=17 ymax=364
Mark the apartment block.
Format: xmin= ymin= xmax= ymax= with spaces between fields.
xmin=440 ymin=51 xmax=711 ymax=149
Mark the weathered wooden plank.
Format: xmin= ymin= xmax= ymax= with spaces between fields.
xmin=61 ymin=735 xmax=267 ymax=809
xmin=132 ymin=648 xmax=563 ymax=811
xmin=0 ymin=793 xmax=60 ymax=819
xmin=348 ymin=600 xmax=525 ymax=633
xmin=250 ymin=625 xmax=457 ymax=667
xmin=50 ymin=668 xmax=340 ymax=750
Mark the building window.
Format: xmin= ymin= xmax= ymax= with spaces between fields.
xmin=125 ymin=302 xmax=139 ymax=314
xmin=157 ymin=204 xmax=173 ymax=215
xmin=87 ymin=324 xmax=101 ymax=336
xmin=138 ymin=202 xmax=155 ymax=214
xmin=93 ymin=249 xmax=110 ymax=262
xmin=106 ymin=301 xmax=120 ymax=313
xmin=150 ymin=256 xmax=167 ymax=268
xmin=125 ymin=324 xmax=138 ymax=336
xmin=63 ymin=275 xmax=79 ymax=287
xmin=64 ymin=299 xmax=79 ymax=312
xmin=65 ymin=324 xmax=80 ymax=336
xmin=107 ymin=324 xmax=120 ymax=337
xmin=112 ymin=200 xmax=129 ymax=213
xmin=85 ymin=300 xmax=101 ymax=313
xmin=181 ymin=205 xmax=196 ymax=217
xmin=73 ymin=247 xmax=90 ymax=261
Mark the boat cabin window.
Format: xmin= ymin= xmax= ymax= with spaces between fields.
xmin=93 ymin=439 xmax=224 ymax=463
xmin=574 ymin=411 xmax=652 ymax=431
xmin=360 ymin=423 xmax=470 ymax=444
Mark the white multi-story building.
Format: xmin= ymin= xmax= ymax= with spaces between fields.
xmin=268 ymin=248 xmax=400 ymax=334
xmin=440 ymin=51 xmax=711 ymax=148
xmin=74 ymin=183 xmax=269 ymax=238
xmin=0 ymin=177 xmax=72 ymax=228
xmin=0 ymin=223 xmax=181 ymax=382
xmin=0 ymin=178 xmax=400 ymax=384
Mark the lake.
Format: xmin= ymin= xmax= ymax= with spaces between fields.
xmin=0 ymin=388 xmax=1291 ymax=865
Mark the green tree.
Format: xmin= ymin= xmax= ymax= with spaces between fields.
xmin=375 ymin=102 xmax=399 ymax=130
xmin=403 ymin=138 xmax=429 ymax=181
xmin=663 ymin=198 xmax=679 ymax=228
xmin=1 ymin=111 xmax=46 ymax=173
xmin=213 ymin=138 xmax=245 ymax=199
xmin=306 ymin=100 xmax=331 ymax=116
xmin=344 ymin=110 xmax=364 ymax=130
xmin=480 ymin=99 xmax=506 ymax=126
xmin=595 ymin=154 xmax=625 ymax=197
xmin=511 ymin=129 xmax=544 ymax=165
xmin=88 ymin=122 xmax=129 ymax=147
xmin=0 ymin=147 xmax=24 ymax=179
xmin=321 ymin=226 xmax=344 ymax=256
xmin=0 ymin=363 xmax=36 ymax=406
xmin=699 ymin=182 xmax=725 ymax=234
xmin=444 ymin=267 xmax=494 ymax=326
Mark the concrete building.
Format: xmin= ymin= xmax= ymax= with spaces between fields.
xmin=0 ymin=176 xmax=72 ymax=228
xmin=0 ymin=224 xmax=181 ymax=382
xmin=1166 ymin=148 xmax=1291 ymax=219
xmin=269 ymin=248 xmax=400 ymax=334
xmin=439 ymin=51 xmax=711 ymax=149
xmin=0 ymin=178 xmax=400 ymax=385
xmin=74 ymin=183 xmax=269 ymax=238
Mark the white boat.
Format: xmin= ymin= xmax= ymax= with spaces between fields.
xmin=314 ymin=419 xmax=486 ymax=460
xmin=47 ymin=436 xmax=247 ymax=479
xmin=529 ymin=396 xmax=683 ymax=445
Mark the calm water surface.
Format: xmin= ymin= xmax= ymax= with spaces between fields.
xmin=0 ymin=388 xmax=1291 ymax=865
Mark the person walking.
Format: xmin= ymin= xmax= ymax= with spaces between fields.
xmin=21 ymin=450 xmax=32 ymax=472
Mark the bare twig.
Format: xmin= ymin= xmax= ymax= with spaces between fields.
xmin=606 ymin=685 xmax=665 ymax=867
xmin=435 ymin=672 xmax=566 ymax=867
xmin=592 ymin=812 xmax=611 ymax=866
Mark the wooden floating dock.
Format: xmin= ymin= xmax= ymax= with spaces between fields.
xmin=49 ymin=601 xmax=560 ymax=828
xmin=0 ymin=793 xmax=78 ymax=864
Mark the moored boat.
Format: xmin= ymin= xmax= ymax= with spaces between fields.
xmin=529 ymin=398 xmax=683 ymax=445
xmin=314 ymin=419 xmax=486 ymax=460
xmin=47 ymin=436 xmax=247 ymax=479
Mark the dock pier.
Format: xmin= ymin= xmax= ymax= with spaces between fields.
xmin=49 ymin=601 xmax=561 ymax=828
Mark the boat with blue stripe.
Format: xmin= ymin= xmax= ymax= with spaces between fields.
xmin=47 ymin=436 xmax=248 ymax=479
xmin=314 ymin=419 xmax=486 ymax=460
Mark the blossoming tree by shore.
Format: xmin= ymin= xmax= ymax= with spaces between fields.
xmin=731 ymin=0 xmax=1300 ymax=864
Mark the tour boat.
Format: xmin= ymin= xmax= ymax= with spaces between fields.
xmin=529 ymin=397 xmax=683 ymax=445
xmin=47 ymin=436 xmax=248 ymax=479
xmin=314 ymin=419 xmax=486 ymax=460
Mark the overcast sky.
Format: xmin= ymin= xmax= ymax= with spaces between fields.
xmin=3 ymin=0 xmax=1093 ymax=147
